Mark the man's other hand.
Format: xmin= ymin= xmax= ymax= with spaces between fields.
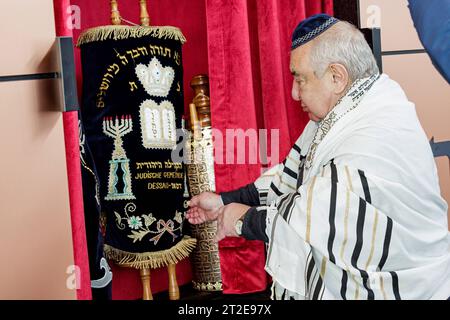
xmin=188 ymin=191 xmax=223 ymax=211
xmin=215 ymin=203 xmax=250 ymax=242
xmin=185 ymin=206 xmax=221 ymax=224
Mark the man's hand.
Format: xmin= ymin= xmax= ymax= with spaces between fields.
xmin=188 ymin=191 xmax=223 ymax=211
xmin=186 ymin=192 xmax=223 ymax=224
xmin=185 ymin=206 xmax=221 ymax=224
xmin=215 ymin=203 xmax=250 ymax=242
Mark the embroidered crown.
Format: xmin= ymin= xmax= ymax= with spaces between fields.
xmin=136 ymin=57 xmax=175 ymax=97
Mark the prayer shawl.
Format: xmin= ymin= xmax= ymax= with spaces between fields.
xmin=77 ymin=26 xmax=196 ymax=269
xmin=254 ymin=74 xmax=450 ymax=299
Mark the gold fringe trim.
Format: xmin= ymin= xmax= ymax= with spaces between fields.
xmin=104 ymin=236 xmax=197 ymax=269
xmin=76 ymin=25 xmax=186 ymax=47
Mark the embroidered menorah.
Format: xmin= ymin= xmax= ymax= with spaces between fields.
xmin=103 ymin=115 xmax=136 ymax=201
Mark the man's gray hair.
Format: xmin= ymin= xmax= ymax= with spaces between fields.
xmin=309 ymin=21 xmax=379 ymax=81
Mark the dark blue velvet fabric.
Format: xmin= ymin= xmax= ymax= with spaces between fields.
xmin=291 ymin=13 xmax=339 ymax=50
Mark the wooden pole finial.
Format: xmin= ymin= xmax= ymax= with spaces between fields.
xmin=110 ymin=0 xmax=121 ymax=25
xmin=139 ymin=0 xmax=150 ymax=26
xmin=167 ymin=264 xmax=180 ymax=300
xmin=139 ymin=268 xmax=153 ymax=300
xmin=190 ymin=75 xmax=211 ymax=128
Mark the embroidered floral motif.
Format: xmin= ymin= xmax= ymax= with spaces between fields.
xmin=174 ymin=211 xmax=183 ymax=224
xmin=103 ymin=115 xmax=136 ymax=201
xmin=142 ymin=213 xmax=156 ymax=227
xmin=128 ymin=216 xmax=143 ymax=230
xmin=114 ymin=202 xmax=184 ymax=245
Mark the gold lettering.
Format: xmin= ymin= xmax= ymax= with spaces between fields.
xmin=173 ymin=51 xmax=180 ymax=65
xmin=163 ymin=47 xmax=171 ymax=57
xmin=107 ymin=63 xmax=120 ymax=74
xmin=129 ymin=81 xmax=138 ymax=92
xmin=116 ymin=52 xmax=128 ymax=65
xmin=126 ymin=49 xmax=140 ymax=59
xmin=137 ymin=46 xmax=148 ymax=55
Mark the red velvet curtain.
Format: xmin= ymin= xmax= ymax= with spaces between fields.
xmin=56 ymin=0 xmax=332 ymax=299
xmin=206 ymin=0 xmax=333 ymax=293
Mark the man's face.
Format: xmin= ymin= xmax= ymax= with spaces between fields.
xmin=290 ymin=43 xmax=335 ymax=122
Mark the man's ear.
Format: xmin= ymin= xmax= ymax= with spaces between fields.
xmin=329 ymin=63 xmax=349 ymax=95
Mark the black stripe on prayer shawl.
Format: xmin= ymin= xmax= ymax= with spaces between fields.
xmin=327 ymin=160 xmax=338 ymax=264
xmin=378 ymin=217 xmax=393 ymax=270
xmin=312 ymin=274 xmax=324 ymax=300
xmin=297 ymin=160 xmax=305 ymax=189
xmin=286 ymin=194 xmax=301 ymax=223
xmin=361 ymin=271 xmax=374 ymax=300
xmin=279 ymin=191 xmax=301 ymax=223
xmin=281 ymin=194 xmax=294 ymax=221
xmin=306 ymin=256 xmax=316 ymax=293
xmin=281 ymin=289 xmax=287 ymax=300
xmin=389 ymin=271 xmax=401 ymax=300
xmin=266 ymin=213 xmax=281 ymax=272
xmin=308 ymin=269 xmax=319 ymax=298
xmin=350 ymin=198 xmax=375 ymax=299
xmin=277 ymin=193 xmax=292 ymax=214
xmin=358 ymin=170 xmax=372 ymax=204
xmin=378 ymin=217 xmax=398 ymax=299
xmin=304 ymin=250 xmax=312 ymax=296
xmin=355 ymin=198 xmax=375 ymax=300
xmin=356 ymin=170 xmax=375 ymax=299
xmin=283 ymin=165 xmax=298 ymax=180
xmin=340 ymin=271 xmax=348 ymax=300
xmin=270 ymin=182 xmax=283 ymax=196
xmin=259 ymin=191 xmax=268 ymax=204
xmin=319 ymin=279 xmax=326 ymax=299
xmin=293 ymin=143 xmax=302 ymax=155
xmin=282 ymin=193 xmax=297 ymax=221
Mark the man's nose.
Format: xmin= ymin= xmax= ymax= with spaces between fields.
xmin=291 ymin=82 xmax=301 ymax=101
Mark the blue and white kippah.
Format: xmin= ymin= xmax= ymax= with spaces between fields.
xmin=291 ymin=14 xmax=339 ymax=50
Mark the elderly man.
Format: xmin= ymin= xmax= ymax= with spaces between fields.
xmin=186 ymin=14 xmax=450 ymax=300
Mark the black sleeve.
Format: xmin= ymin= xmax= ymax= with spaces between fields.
xmin=241 ymin=206 xmax=268 ymax=243
xmin=220 ymin=183 xmax=260 ymax=206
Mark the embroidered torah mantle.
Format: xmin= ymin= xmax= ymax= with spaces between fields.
xmin=77 ymin=26 xmax=196 ymax=269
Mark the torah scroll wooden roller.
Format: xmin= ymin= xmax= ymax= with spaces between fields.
xmin=139 ymin=0 xmax=150 ymax=26
xmin=190 ymin=75 xmax=211 ymax=128
xmin=110 ymin=0 xmax=150 ymax=26
xmin=110 ymin=0 xmax=121 ymax=25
